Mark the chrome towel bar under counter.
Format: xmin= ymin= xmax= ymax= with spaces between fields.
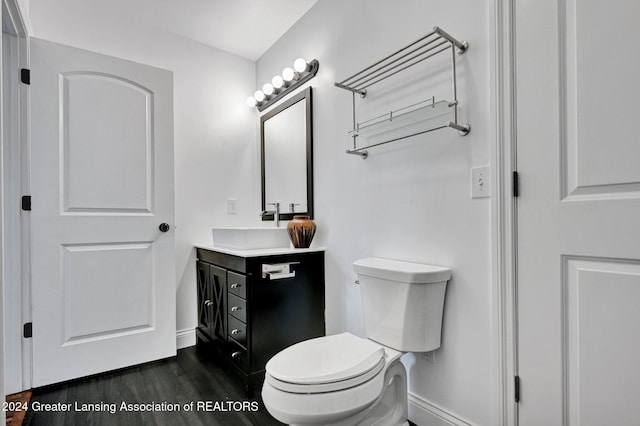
xmin=262 ymin=262 xmax=300 ymax=280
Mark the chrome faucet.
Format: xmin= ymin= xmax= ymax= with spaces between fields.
xmin=260 ymin=202 xmax=280 ymax=227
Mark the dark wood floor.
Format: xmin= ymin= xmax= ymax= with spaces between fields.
xmin=22 ymin=346 xmax=284 ymax=426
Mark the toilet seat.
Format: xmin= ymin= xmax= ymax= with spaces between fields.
xmin=266 ymin=357 xmax=385 ymax=393
xmin=265 ymin=332 xmax=385 ymax=392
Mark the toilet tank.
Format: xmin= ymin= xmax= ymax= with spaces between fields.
xmin=353 ymin=257 xmax=451 ymax=352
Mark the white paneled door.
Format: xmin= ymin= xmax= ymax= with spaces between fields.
xmin=516 ymin=1 xmax=640 ymax=425
xmin=30 ymin=38 xmax=175 ymax=387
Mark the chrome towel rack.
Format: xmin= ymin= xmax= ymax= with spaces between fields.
xmin=334 ymin=26 xmax=470 ymax=159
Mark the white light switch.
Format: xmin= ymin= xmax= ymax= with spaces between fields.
xmin=471 ymin=166 xmax=490 ymax=198
xmin=227 ymin=199 xmax=238 ymax=214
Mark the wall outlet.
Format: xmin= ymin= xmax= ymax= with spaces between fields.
xmin=422 ymin=350 xmax=435 ymax=364
xmin=227 ymin=199 xmax=238 ymax=215
xmin=471 ymin=166 xmax=490 ymax=198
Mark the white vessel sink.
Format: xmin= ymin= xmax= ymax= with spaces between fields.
xmin=212 ymin=227 xmax=290 ymax=250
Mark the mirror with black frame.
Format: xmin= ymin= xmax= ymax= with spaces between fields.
xmin=260 ymin=87 xmax=313 ymax=222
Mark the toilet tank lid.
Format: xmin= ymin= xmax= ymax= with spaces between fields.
xmin=353 ymin=257 xmax=451 ymax=283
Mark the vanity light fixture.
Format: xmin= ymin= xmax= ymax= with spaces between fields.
xmin=263 ymin=83 xmax=275 ymax=96
xmin=248 ymin=57 xmax=319 ymax=112
xmin=293 ymin=57 xmax=310 ymax=73
xmin=254 ymin=90 xmax=266 ymax=103
xmin=282 ymin=67 xmax=296 ymax=82
xmin=272 ymin=75 xmax=285 ymax=90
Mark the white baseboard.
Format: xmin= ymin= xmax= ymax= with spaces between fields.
xmin=176 ymin=328 xmax=196 ymax=350
xmin=408 ymin=392 xmax=474 ymax=426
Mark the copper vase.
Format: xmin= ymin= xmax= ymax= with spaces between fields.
xmin=287 ymin=215 xmax=316 ymax=248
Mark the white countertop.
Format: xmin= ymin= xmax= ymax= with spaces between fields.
xmin=195 ymin=243 xmax=324 ymax=258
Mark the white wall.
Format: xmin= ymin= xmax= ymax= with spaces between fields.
xmin=28 ymin=8 xmax=261 ymax=345
xmin=256 ymin=1 xmax=492 ymax=424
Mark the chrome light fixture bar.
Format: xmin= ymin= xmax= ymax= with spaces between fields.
xmin=247 ymin=58 xmax=319 ymax=112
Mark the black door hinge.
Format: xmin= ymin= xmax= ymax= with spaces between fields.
xmin=23 ymin=322 xmax=33 ymax=338
xmin=513 ymin=171 xmax=520 ymax=197
xmin=20 ymin=68 xmax=30 ymax=85
xmin=21 ymin=195 xmax=31 ymax=211
xmin=515 ymin=375 xmax=521 ymax=403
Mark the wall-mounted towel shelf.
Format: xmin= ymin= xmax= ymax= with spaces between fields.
xmin=335 ymin=26 xmax=470 ymax=159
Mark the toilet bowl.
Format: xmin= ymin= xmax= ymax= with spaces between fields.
xmin=262 ymin=333 xmax=408 ymax=426
xmin=262 ymin=257 xmax=451 ymax=426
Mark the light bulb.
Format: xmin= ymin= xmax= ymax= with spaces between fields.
xmin=254 ymin=90 xmax=265 ymax=102
xmin=272 ymin=75 xmax=284 ymax=89
xmin=246 ymin=96 xmax=257 ymax=108
xmin=294 ymin=58 xmax=309 ymax=73
xmin=263 ymin=83 xmax=274 ymax=96
xmin=282 ymin=67 xmax=296 ymax=82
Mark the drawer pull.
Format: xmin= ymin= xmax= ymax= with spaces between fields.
xmin=231 ymin=306 xmax=241 ymax=312
xmin=231 ymin=329 xmax=240 ymax=335
xmin=231 ymin=351 xmax=242 ymax=359
xmin=230 ymin=283 xmax=241 ymax=289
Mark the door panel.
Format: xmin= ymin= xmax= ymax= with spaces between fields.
xmin=62 ymin=242 xmax=153 ymax=342
xmin=30 ymin=38 xmax=175 ymax=387
xmin=562 ymin=0 xmax=640 ymax=200
xmin=197 ymin=261 xmax=213 ymax=338
xmin=61 ymin=72 xmax=153 ymax=213
xmin=209 ymin=265 xmax=228 ymax=342
xmin=516 ymin=0 xmax=640 ymax=424
xmin=563 ymin=257 xmax=640 ymax=425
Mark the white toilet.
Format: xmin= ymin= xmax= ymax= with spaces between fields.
xmin=262 ymin=257 xmax=451 ymax=426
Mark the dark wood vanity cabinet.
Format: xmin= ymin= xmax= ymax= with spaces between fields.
xmin=196 ymin=247 xmax=325 ymax=397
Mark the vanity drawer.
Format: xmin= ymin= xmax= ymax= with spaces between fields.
xmin=227 ymin=272 xmax=247 ymax=299
xmin=228 ymin=340 xmax=248 ymax=371
xmin=228 ymin=315 xmax=247 ymax=348
xmin=228 ymin=293 xmax=246 ymax=323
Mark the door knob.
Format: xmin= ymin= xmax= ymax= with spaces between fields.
xmin=159 ymin=223 xmax=170 ymax=232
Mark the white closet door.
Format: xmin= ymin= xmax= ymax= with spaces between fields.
xmin=516 ymin=1 xmax=640 ymax=424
